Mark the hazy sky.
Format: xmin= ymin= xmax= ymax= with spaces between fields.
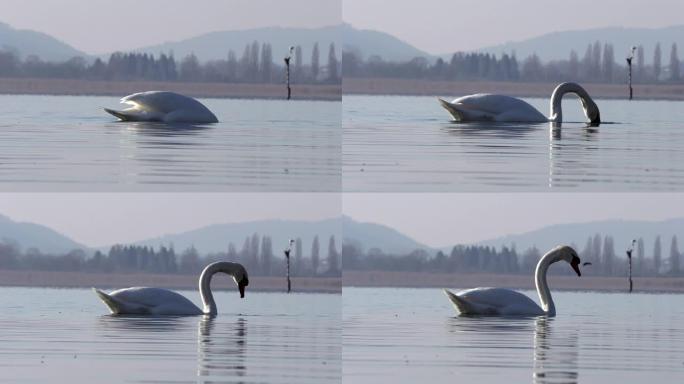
xmin=344 ymin=0 xmax=684 ymax=54
xmin=1 ymin=0 xmax=341 ymax=54
xmin=344 ymin=193 xmax=684 ymax=248
xmin=0 ymin=193 xmax=340 ymax=247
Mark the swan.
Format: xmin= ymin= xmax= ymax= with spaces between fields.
xmin=93 ymin=261 xmax=248 ymax=316
xmin=443 ymin=245 xmax=585 ymax=316
xmin=104 ymin=91 xmax=218 ymax=123
xmin=438 ymin=82 xmax=600 ymax=124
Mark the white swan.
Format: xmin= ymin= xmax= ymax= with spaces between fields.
xmin=104 ymin=91 xmax=218 ymax=123
xmin=438 ymin=82 xmax=600 ymax=124
xmin=93 ymin=262 xmax=248 ymax=316
xmin=443 ymin=245 xmax=584 ymax=316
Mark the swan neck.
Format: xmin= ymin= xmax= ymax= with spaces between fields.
xmin=199 ymin=262 xmax=242 ymax=316
xmin=535 ymin=250 xmax=557 ymax=316
xmin=549 ymin=82 xmax=595 ymax=124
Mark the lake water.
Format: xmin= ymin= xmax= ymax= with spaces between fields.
xmin=343 ymin=287 xmax=684 ymax=383
xmin=343 ymin=95 xmax=684 ymax=191
xmin=0 ymin=95 xmax=340 ymax=191
xmin=0 ymin=287 xmax=340 ymax=383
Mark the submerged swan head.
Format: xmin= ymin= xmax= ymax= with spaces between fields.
xmin=549 ymin=82 xmax=600 ymax=125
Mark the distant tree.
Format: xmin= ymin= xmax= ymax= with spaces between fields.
xmin=311 ymin=42 xmax=320 ymax=81
xmin=227 ymin=242 xmax=237 ymax=261
xmin=669 ymin=43 xmax=680 ymax=82
xmin=636 ymin=45 xmax=645 ymax=82
xmin=654 ymin=235 xmax=662 ymax=275
xmin=311 ymin=235 xmax=320 ymax=275
xmin=521 ymin=54 xmax=543 ymax=81
xmin=294 ymin=45 xmax=303 ymax=82
xmin=260 ymin=43 xmax=272 ymax=82
xmin=227 ymin=50 xmax=237 ymax=81
xmin=654 ymin=43 xmax=662 ymax=81
xmin=180 ymin=53 xmax=200 ymax=82
xmin=637 ymin=238 xmax=645 ymax=275
xmin=602 ymin=236 xmax=615 ymax=275
xmin=179 ymin=246 xmax=201 ymax=273
xmin=568 ymin=50 xmax=579 ymax=79
xmin=250 ymin=233 xmax=260 ymax=273
xmin=327 ymin=43 xmax=339 ymax=82
xmin=294 ymin=237 xmax=303 ymax=275
xmin=602 ymin=43 xmax=614 ymax=82
xmin=260 ymin=236 xmax=273 ymax=275
xmin=327 ymin=235 xmax=340 ymax=274
xmin=670 ymin=235 xmax=680 ymax=275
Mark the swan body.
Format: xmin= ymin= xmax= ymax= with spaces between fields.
xmin=94 ymin=261 xmax=248 ymax=316
xmin=104 ymin=91 xmax=218 ymax=123
xmin=438 ymin=82 xmax=600 ymax=124
xmin=444 ymin=245 xmax=583 ymax=317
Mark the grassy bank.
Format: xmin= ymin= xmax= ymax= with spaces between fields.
xmin=343 ymin=78 xmax=684 ymax=100
xmin=0 ymin=270 xmax=341 ymax=293
xmin=0 ymin=78 xmax=341 ymax=101
xmin=344 ymin=270 xmax=684 ymax=293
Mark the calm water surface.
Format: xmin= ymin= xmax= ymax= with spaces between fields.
xmin=0 ymin=95 xmax=340 ymax=191
xmin=344 ymin=95 xmax=684 ymax=191
xmin=0 ymin=287 xmax=340 ymax=383
xmin=343 ymin=287 xmax=684 ymax=383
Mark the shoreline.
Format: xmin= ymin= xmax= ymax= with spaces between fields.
xmin=343 ymin=271 xmax=684 ymax=293
xmin=343 ymin=78 xmax=684 ymax=100
xmin=0 ymin=270 xmax=341 ymax=294
xmin=0 ymin=78 xmax=341 ymax=101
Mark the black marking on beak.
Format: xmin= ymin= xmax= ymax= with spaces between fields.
xmin=570 ymin=255 xmax=582 ymax=277
xmin=583 ymin=262 xmax=592 ymax=266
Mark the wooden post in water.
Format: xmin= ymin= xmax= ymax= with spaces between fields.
xmin=626 ymin=46 xmax=636 ymax=100
xmin=284 ymin=239 xmax=295 ymax=293
xmin=626 ymin=239 xmax=636 ymax=293
xmin=284 ymin=46 xmax=294 ymax=100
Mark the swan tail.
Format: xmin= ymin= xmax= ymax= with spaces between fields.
xmin=437 ymin=98 xmax=464 ymax=121
xmin=93 ymin=288 xmax=123 ymax=314
xmin=443 ymin=289 xmax=479 ymax=315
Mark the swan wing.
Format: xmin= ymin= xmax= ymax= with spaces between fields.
xmin=121 ymin=91 xmax=218 ymax=123
xmin=439 ymin=94 xmax=547 ymax=122
xmin=444 ymin=289 xmax=499 ymax=315
xmin=445 ymin=287 xmax=544 ymax=316
xmin=94 ymin=287 xmax=202 ymax=315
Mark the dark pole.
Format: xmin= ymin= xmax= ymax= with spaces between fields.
xmin=284 ymin=46 xmax=294 ymax=100
xmin=626 ymin=239 xmax=636 ymax=293
xmin=626 ymin=46 xmax=636 ymax=100
xmin=284 ymin=239 xmax=294 ymax=293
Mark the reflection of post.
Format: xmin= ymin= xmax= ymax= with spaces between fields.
xmin=533 ymin=317 xmax=579 ymax=384
xmin=284 ymin=239 xmax=295 ymax=293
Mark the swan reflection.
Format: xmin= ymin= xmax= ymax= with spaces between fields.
xmin=197 ymin=316 xmax=247 ymax=381
xmin=533 ymin=317 xmax=579 ymax=384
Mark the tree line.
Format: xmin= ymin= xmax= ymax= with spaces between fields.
xmin=342 ymin=233 xmax=683 ymax=277
xmin=0 ymin=233 xmax=341 ymax=277
xmin=343 ymin=41 xmax=683 ymax=84
xmin=0 ymin=41 xmax=340 ymax=84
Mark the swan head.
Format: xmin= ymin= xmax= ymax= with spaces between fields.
xmin=233 ymin=266 xmax=249 ymax=299
xmin=581 ymin=98 xmax=601 ymax=125
xmin=554 ymin=245 xmax=583 ymax=276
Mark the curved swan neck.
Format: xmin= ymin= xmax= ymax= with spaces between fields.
xmin=549 ymin=82 xmax=598 ymax=124
xmin=198 ymin=262 xmax=244 ymax=316
xmin=534 ymin=249 xmax=560 ymax=316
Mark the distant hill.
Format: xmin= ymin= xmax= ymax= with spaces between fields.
xmin=127 ymin=25 xmax=342 ymax=63
xmin=342 ymin=24 xmax=431 ymax=62
xmin=0 ymin=214 xmax=87 ymax=254
xmin=342 ymin=216 xmax=432 ymax=254
xmin=477 ymin=218 xmax=684 ymax=255
xmin=0 ymin=21 xmax=86 ymax=61
xmin=129 ymin=217 xmax=342 ymax=255
xmin=472 ymin=25 xmax=684 ymax=63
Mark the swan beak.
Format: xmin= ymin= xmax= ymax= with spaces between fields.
xmin=238 ymin=276 xmax=249 ymax=298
